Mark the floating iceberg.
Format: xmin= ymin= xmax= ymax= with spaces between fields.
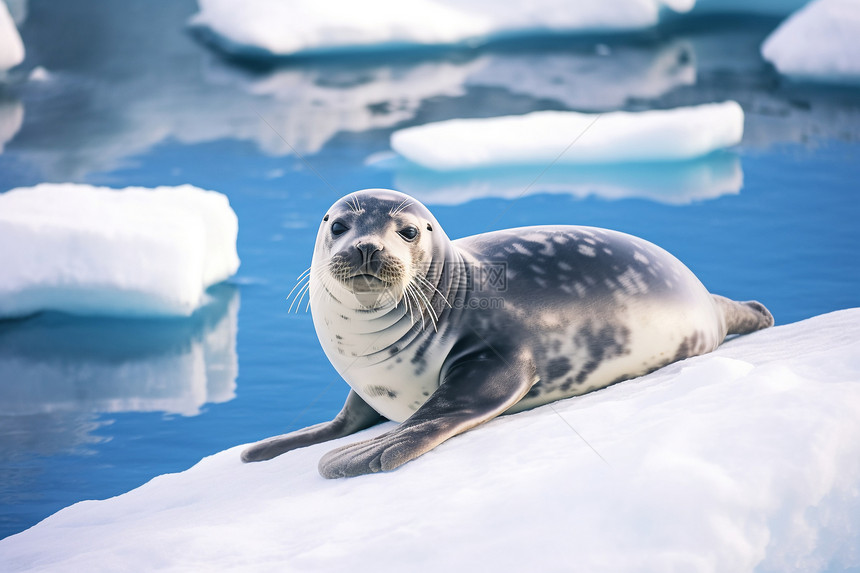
xmin=1 ymin=309 xmax=859 ymax=571
xmin=0 ymin=0 xmax=25 ymax=72
xmin=190 ymin=0 xmax=694 ymax=58
xmin=391 ymin=101 xmax=744 ymax=170
xmin=761 ymin=0 xmax=860 ymax=83
xmin=0 ymin=184 xmax=240 ymax=319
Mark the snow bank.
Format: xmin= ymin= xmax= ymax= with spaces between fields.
xmin=2 ymin=308 xmax=859 ymax=572
xmin=762 ymin=0 xmax=860 ymax=83
xmin=391 ymin=101 xmax=744 ymax=170
xmin=0 ymin=0 xmax=25 ymax=72
xmin=190 ymin=0 xmax=694 ymax=58
xmin=0 ymin=184 xmax=240 ymax=319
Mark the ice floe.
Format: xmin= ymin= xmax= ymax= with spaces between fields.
xmin=390 ymin=101 xmax=744 ymax=170
xmin=1 ymin=308 xmax=858 ymax=571
xmin=190 ymin=0 xmax=695 ymax=58
xmin=762 ymin=0 xmax=860 ymax=83
xmin=0 ymin=184 xmax=239 ymax=319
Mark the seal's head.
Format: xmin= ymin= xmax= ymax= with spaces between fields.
xmin=312 ymin=189 xmax=448 ymax=311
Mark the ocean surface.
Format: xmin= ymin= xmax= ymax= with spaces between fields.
xmin=0 ymin=0 xmax=858 ymax=539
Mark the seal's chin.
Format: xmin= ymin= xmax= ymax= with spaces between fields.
xmin=345 ymin=274 xmax=398 ymax=309
xmin=349 ymin=274 xmax=387 ymax=294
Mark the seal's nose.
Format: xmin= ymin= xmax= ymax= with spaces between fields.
xmin=355 ymin=241 xmax=383 ymax=266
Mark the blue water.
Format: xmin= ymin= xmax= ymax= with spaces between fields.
xmin=1 ymin=1 xmax=859 ymax=539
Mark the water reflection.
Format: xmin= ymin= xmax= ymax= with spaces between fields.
xmin=4 ymin=2 xmax=858 ymax=192
xmin=0 ymin=97 xmax=23 ymax=153
xmin=0 ymin=285 xmax=239 ymax=456
xmin=392 ymin=151 xmax=742 ymax=205
xmin=464 ymin=39 xmax=695 ymax=111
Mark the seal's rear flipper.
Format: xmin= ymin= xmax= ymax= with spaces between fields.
xmin=713 ymin=295 xmax=774 ymax=336
xmin=241 ymin=390 xmax=384 ymax=462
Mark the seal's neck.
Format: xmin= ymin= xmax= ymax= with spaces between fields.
xmin=309 ymin=241 xmax=467 ymax=365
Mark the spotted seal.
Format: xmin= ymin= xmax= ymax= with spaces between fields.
xmin=241 ymin=189 xmax=773 ymax=477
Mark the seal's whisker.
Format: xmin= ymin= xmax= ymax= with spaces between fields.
xmin=286 ymin=269 xmax=313 ymax=303
xmin=295 ymin=266 xmax=313 ymax=281
xmin=388 ymin=198 xmax=413 ymax=216
xmin=413 ymin=282 xmax=437 ymax=331
xmin=403 ymin=283 xmax=416 ymax=326
xmin=345 ymin=194 xmax=364 ymax=215
xmin=414 ymin=274 xmax=452 ymax=309
xmin=405 ymin=283 xmax=426 ymax=331
xmin=286 ymin=277 xmax=310 ymax=306
xmin=290 ymin=281 xmax=312 ymax=313
xmin=411 ymin=280 xmax=439 ymax=332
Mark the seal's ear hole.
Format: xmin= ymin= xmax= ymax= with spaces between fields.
xmin=426 ymin=223 xmax=433 ymax=231
xmin=323 ymin=214 xmax=329 ymax=222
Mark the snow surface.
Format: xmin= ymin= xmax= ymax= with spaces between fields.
xmin=0 ymin=184 xmax=240 ymax=319
xmin=762 ymin=0 xmax=860 ymax=83
xmin=190 ymin=0 xmax=694 ymax=58
xmin=391 ymin=101 xmax=744 ymax=170
xmin=0 ymin=0 xmax=25 ymax=72
xmin=1 ymin=309 xmax=859 ymax=572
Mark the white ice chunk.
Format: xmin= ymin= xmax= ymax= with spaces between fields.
xmin=1 ymin=309 xmax=859 ymax=571
xmin=0 ymin=184 xmax=240 ymax=319
xmin=0 ymin=0 xmax=25 ymax=72
xmin=190 ymin=0 xmax=694 ymax=58
xmin=391 ymin=101 xmax=744 ymax=170
xmin=762 ymin=0 xmax=860 ymax=83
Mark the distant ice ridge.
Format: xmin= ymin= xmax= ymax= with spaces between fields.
xmin=1 ymin=308 xmax=859 ymax=571
xmin=0 ymin=0 xmax=25 ymax=72
xmin=190 ymin=0 xmax=696 ymax=57
xmin=0 ymin=184 xmax=240 ymax=319
xmin=390 ymin=101 xmax=744 ymax=170
xmin=762 ymin=0 xmax=860 ymax=83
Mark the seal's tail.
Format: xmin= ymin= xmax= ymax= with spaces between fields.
xmin=712 ymin=295 xmax=774 ymax=336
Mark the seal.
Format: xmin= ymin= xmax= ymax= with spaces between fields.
xmin=241 ymin=189 xmax=773 ymax=477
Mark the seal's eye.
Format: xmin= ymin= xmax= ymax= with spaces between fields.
xmin=331 ymin=221 xmax=349 ymax=237
xmin=398 ymin=226 xmax=419 ymax=241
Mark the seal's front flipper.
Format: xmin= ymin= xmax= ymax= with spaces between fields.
xmin=241 ymin=390 xmax=385 ymax=463
xmin=318 ymin=349 xmax=537 ymax=478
